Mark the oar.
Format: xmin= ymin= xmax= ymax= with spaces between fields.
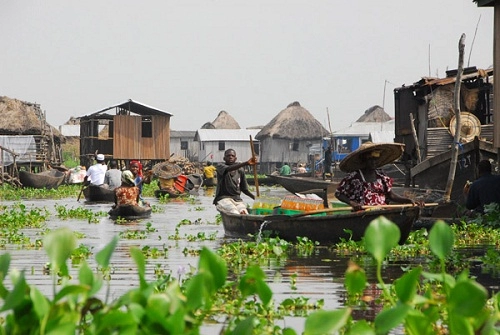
xmin=249 ymin=135 xmax=260 ymax=197
xmin=264 ymin=202 xmax=439 ymax=220
xmin=77 ymin=183 xmax=87 ymax=202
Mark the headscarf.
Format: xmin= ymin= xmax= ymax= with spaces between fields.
xmin=121 ymin=170 xmax=135 ymax=186
xmin=130 ymin=160 xmax=143 ymax=177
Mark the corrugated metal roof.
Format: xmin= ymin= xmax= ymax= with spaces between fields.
xmin=170 ymin=130 xmax=196 ymax=138
xmin=333 ymin=120 xmax=394 ymax=136
xmin=195 ymin=129 xmax=261 ymax=141
xmin=83 ymin=99 xmax=172 ymax=119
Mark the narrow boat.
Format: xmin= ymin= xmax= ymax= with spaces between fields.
xmin=266 ymin=174 xmax=338 ymax=194
xmin=19 ymin=169 xmax=66 ymax=189
xmin=219 ymin=205 xmax=419 ymax=244
xmin=410 ymin=138 xmax=497 ymax=202
xmin=108 ymin=204 xmax=152 ymax=220
xmin=82 ymin=185 xmax=115 ymax=203
xmin=154 ymin=174 xmax=204 ymax=198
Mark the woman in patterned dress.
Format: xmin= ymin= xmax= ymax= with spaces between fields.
xmin=335 ymin=142 xmax=417 ymax=211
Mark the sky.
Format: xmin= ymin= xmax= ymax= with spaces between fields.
xmin=0 ymin=1 xmax=495 ymax=133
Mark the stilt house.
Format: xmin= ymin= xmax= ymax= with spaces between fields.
xmin=255 ymin=101 xmax=328 ymax=174
xmin=79 ymin=99 xmax=172 ymax=168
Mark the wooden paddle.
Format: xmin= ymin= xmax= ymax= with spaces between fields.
xmin=249 ymin=135 xmax=260 ymax=197
xmin=265 ymin=202 xmax=439 ymax=220
xmin=77 ymin=182 xmax=88 ymax=202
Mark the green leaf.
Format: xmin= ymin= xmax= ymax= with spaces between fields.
xmin=95 ymin=235 xmax=118 ymax=268
xmin=0 ymin=253 xmax=11 ymax=298
xmin=364 ymin=216 xmax=400 ymax=263
xmin=130 ymin=247 xmax=146 ymax=288
xmin=404 ymin=312 xmax=434 ymax=335
xmin=304 ymin=308 xmax=351 ymax=335
xmin=230 ymin=316 xmax=255 ymax=335
xmin=374 ymin=304 xmax=411 ymax=334
xmin=185 ymin=274 xmax=207 ymax=310
xmin=54 ymin=285 xmax=89 ymax=302
xmin=428 ymin=220 xmax=454 ymax=260
xmin=30 ymin=286 xmax=50 ymax=320
xmin=448 ymin=280 xmax=487 ymax=316
xmin=0 ymin=270 xmax=28 ymax=312
xmin=198 ymin=247 xmax=227 ymax=291
xmin=346 ymin=320 xmax=375 ymax=335
xmin=394 ymin=267 xmax=421 ymax=303
xmin=239 ymin=265 xmax=273 ymax=305
xmin=44 ymin=228 xmax=77 ymax=273
xmin=344 ymin=262 xmax=367 ymax=296
xmin=78 ymin=262 xmax=102 ymax=296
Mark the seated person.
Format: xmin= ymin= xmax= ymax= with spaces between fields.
xmin=114 ymin=170 xmax=140 ymax=207
xmin=464 ymin=159 xmax=500 ymax=214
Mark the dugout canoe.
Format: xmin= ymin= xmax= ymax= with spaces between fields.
xmin=108 ymin=204 xmax=152 ymax=220
xmin=219 ymin=205 xmax=420 ymax=244
xmin=19 ymin=169 xmax=66 ymax=189
xmin=83 ymin=185 xmax=115 ymax=203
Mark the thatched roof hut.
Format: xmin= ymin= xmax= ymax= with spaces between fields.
xmin=256 ymin=101 xmax=328 ymax=140
xmin=201 ymin=110 xmax=241 ymax=129
xmin=0 ymin=96 xmax=64 ymax=140
xmin=356 ymin=105 xmax=392 ymax=122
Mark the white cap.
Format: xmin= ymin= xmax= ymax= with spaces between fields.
xmin=96 ymin=154 xmax=105 ymax=161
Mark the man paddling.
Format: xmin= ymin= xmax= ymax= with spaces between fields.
xmin=213 ymin=149 xmax=257 ymax=214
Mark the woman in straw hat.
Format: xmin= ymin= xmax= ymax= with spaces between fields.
xmin=335 ymin=142 xmax=417 ymax=211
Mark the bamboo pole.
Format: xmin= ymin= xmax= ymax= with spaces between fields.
xmin=249 ymin=135 xmax=259 ymax=197
xmin=444 ymin=33 xmax=466 ymax=203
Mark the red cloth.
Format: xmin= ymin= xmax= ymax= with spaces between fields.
xmin=130 ymin=160 xmax=143 ymax=177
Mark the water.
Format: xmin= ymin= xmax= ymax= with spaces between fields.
xmin=2 ymin=186 xmax=498 ymax=333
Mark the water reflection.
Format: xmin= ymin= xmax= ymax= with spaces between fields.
xmin=3 ymin=186 xmax=498 ymax=332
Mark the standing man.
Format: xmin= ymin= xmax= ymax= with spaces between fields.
xmin=103 ymin=160 xmax=122 ymax=190
xmin=213 ymin=149 xmax=257 ymax=214
xmin=323 ymin=146 xmax=333 ymax=181
xmin=464 ymin=159 xmax=500 ymax=214
xmin=84 ymin=154 xmax=107 ymax=186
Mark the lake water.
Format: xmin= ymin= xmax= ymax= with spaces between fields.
xmin=2 ymin=185 xmax=498 ymax=333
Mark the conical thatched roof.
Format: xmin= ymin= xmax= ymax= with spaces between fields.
xmin=255 ymin=101 xmax=328 ymax=140
xmin=0 ymin=96 xmax=63 ymax=139
xmin=201 ymin=110 xmax=241 ymax=129
xmin=356 ymin=105 xmax=392 ymax=122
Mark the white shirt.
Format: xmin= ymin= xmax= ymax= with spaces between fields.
xmin=86 ymin=163 xmax=107 ymax=185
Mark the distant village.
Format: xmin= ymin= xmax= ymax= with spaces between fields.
xmin=0 ymin=66 xmax=496 ymax=192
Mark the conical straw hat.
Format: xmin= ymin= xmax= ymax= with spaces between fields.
xmin=449 ymin=112 xmax=481 ymax=142
xmin=152 ymin=161 xmax=182 ymax=179
xmin=339 ymin=142 xmax=404 ymax=173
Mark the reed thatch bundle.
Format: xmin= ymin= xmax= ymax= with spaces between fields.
xmin=201 ymin=110 xmax=241 ymax=129
xmin=356 ymin=105 xmax=392 ymax=122
xmin=256 ymin=101 xmax=328 ymax=140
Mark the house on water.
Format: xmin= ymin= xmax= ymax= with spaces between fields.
xmin=0 ymin=96 xmax=65 ymax=177
xmin=79 ymin=99 xmax=172 ymax=168
xmin=255 ymin=101 xmax=328 ymax=174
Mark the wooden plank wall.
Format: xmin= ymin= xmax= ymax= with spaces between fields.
xmin=113 ymin=115 xmax=170 ymax=160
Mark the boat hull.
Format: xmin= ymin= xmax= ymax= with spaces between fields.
xmin=108 ymin=205 xmax=152 ymax=220
xmin=83 ymin=185 xmax=115 ymax=203
xmin=220 ymin=206 xmax=419 ymax=244
xmin=19 ymin=170 xmax=66 ymax=189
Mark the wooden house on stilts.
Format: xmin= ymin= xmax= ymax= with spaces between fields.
xmin=79 ymin=99 xmax=172 ymax=168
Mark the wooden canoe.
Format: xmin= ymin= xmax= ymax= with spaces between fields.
xmin=82 ymin=185 xmax=115 ymax=203
xmin=19 ymin=170 xmax=66 ymax=189
xmin=267 ymin=174 xmax=338 ymax=194
xmin=410 ymin=138 xmax=497 ymax=203
xmin=219 ymin=205 xmax=420 ymax=245
xmin=108 ymin=204 xmax=152 ymax=220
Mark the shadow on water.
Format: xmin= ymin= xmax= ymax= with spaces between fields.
xmin=3 ymin=186 xmax=499 ymax=333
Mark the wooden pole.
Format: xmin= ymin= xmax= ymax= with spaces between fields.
xmin=249 ymin=135 xmax=260 ymax=197
xmin=444 ymin=33 xmax=466 ymax=203
xmin=409 ymin=113 xmax=421 ymax=163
